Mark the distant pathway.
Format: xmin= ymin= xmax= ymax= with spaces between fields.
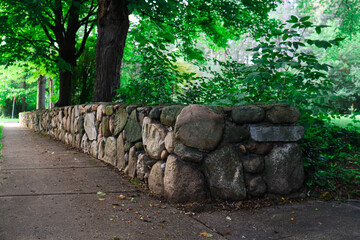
xmin=0 ymin=123 xmax=359 ymax=240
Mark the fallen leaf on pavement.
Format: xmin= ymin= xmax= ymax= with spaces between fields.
xmin=200 ymin=232 xmax=213 ymax=237
xmin=117 ymin=194 xmax=126 ymax=199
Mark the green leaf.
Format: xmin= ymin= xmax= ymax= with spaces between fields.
xmin=300 ymin=16 xmax=311 ymax=22
xmin=315 ymin=26 xmax=321 ymax=34
xmin=253 ymin=52 xmax=260 ymax=58
xmin=314 ymin=40 xmax=332 ymax=49
xmin=288 ymin=15 xmax=298 ymax=23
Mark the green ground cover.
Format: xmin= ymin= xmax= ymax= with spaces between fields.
xmin=331 ymin=115 xmax=360 ymax=133
xmin=302 ymin=116 xmax=360 ymax=200
xmin=0 ymin=118 xmax=19 ymax=123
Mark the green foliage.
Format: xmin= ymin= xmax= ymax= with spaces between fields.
xmin=116 ymin=17 xmax=187 ymax=104
xmin=178 ymin=15 xmax=343 ymax=113
xmin=116 ymin=0 xmax=280 ymax=104
xmin=239 ymin=16 xmax=341 ymax=110
xmin=0 ymin=63 xmax=41 ymax=116
xmin=300 ymin=115 xmax=360 ymax=199
xmin=72 ymin=35 xmax=97 ymax=104
xmin=298 ymin=0 xmax=360 ymax=113
xmin=0 ymin=0 xmax=97 ymax=106
xmin=323 ymin=35 xmax=360 ymax=113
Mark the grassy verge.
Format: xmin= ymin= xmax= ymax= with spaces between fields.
xmin=301 ymin=116 xmax=360 ymax=200
xmin=0 ymin=118 xmax=19 ymax=123
xmin=331 ymin=115 xmax=360 ymax=133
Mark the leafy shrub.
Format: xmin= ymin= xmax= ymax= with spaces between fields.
xmin=300 ymin=115 xmax=360 ymax=199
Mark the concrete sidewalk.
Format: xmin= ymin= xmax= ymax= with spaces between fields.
xmin=0 ymin=123 xmax=359 ymax=240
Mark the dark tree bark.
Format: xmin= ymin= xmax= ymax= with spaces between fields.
xmin=22 ymin=80 xmax=26 ymax=112
xmin=47 ymin=0 xmax=97 ymax=107
xmin=53 ymin=0 xmax=80 ymax=107
xmin=93 ymin=0 xmax=130 ymax=102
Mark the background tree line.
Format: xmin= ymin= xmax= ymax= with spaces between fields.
xmin=0 ymin=0 xmax=359 ymax=115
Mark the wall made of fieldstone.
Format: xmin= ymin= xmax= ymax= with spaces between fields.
xmin=20 ymin=103 xmax=305 ymax=203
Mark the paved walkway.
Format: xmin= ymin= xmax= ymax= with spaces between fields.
xmin=0 ymin=123 xmax=359 ymax=240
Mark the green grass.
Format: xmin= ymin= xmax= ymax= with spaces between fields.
xmin=330 ymin=115 xmax=360 ymax=133
xmin=0 ymin=118 xmax=19 ymax=123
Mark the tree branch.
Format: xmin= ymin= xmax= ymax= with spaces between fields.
xmin=75 ymin=20 xmax=96 ymax=59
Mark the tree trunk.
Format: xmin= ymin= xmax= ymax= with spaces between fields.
xmin=93 ymin=0 xmax=130 ymax=102
xmin=48 ymin=78 xmax=53 ymax=109
xmin=22 ymin=80 xmax=26 ymax=112
xmin=37 ymin=75 xmax=47 ymax=110
xmin=56 ymin=70 xmax=73 ymax=107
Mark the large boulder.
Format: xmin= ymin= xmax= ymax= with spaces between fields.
xmin=203 ymin=145 xmax=246 ymax=200
xmin=90 ymin=141 xmax=98 ymax=158
xmin=81 ymin=133 xmax=90 ymax=154
xmin=164 ymin=132 xmax=175 ymax=153
xmin=101 ymin=116 xmax=111 ymax=137
xmin=136 ymin=153 xmax=154 ymax=181
xmin=160 ymin=105 xmax=184 ymax=127
xmin=84 ymin=112 xmax=97 ymax=141
xmin=164 ymin=155 xmax=207 ymax=203
xmin=245 ymin=175 xmax=267 ymax=197
xmin=266 ymin=105 xmax=301 ymax=123
xmin=142 ymin=117 xmax=167 ymax=160
xmin=264 ymin=143 xmax=304 ymax=194
xmin=109 ymin=116 xmax=115 ymax=135
xmin=232 ymin=105 xmax=265 ymax=124
xmin=74 ymin=105 xmax=80 ymax=118
xmin=250 ymin=125 xmax=304 ymax=142
xmin=96 ymin=105 xmax=105 ymax=122
xmin=116 ymin=133 xmax=126 ymax=170
xmin=124 ymin=110 xmax=142 ymax=143
xmin=174 ymin=105 xmax=224 ymax=151
xmin=105 ymin=105 xmax=114 ymax=116
xmin=98 ymin=138 xmax=106 ymax=161
xmin=173 ymin=141 xmax=203 ymax=163
xmin=125 ymin=146 xmax=137 ymax=178
xmin=104 ymin=137 xmax=117 ymax=166
xmin=77 ymin=115 xmax=84 ymax=134
xmin=75 ymin=133 xmax=82 ymax=149
xmin=149 ymin=107 xmax=161 ymax=120
xmin=114 ymin=107 xmax=127 ymax=136
xmin=242 ymin=155 xmax=264 ymax=173
xmin=245 ymin=142 xmax=273 ymax=155
xmin=222 ymin=121 xmax=250 ymax=143
xmin=148 ymin=161 xmax=165 ymax=195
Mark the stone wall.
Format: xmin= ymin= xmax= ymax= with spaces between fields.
xmin=20 ymin=103 xmax=305 ymax=203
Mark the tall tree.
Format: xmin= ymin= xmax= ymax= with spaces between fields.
xmin=0 ymin=0 xmax=98 ymax=106
xmin=93 ymin=0 xmax=280 ymax=102
xmin=93 ymin=0 xmax=129 ymax=102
